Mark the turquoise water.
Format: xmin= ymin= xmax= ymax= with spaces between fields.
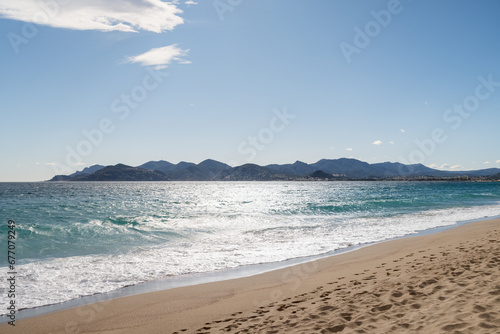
xmin=1 ymin=181 xmax=500 ymax=311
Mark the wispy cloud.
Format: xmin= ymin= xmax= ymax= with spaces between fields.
xmin=400 ymin=129 xmax=405 ymax=133
xmin=484 ymin=161 xmax=491 ymax=165
xmin=345 ymin=148 xmax=353 ymax=151
xmin=433 ymin=163 xmax=463 ymax=171
xmin=185 ymin=1 xmax=198 ymax=5
xmin=372 ymin=140 xmax=382 ymax=146
xmin=0 ymin=0 xmax=184 ymax=33
xmin=497 ymin=160 xmax=500 ymax=164
xmin=127 ymin=44 xmax=190 ymax=69
xmin=389 ymin=141 xmax=394 ymax=144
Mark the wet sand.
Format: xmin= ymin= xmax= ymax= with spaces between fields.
xmin=3 ymin=218 xmax=500 ymax=333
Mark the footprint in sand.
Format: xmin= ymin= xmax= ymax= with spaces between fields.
xmin=323 ymin=324 xmax=346 ymax=333
xmin=340 ymin=312 xmax=352 ymax=321
xmin=318 ymin=305 xmax=336 ymax=312
xmin=371 ymin=304 xmax=393 ymax=312
xmin=419 ymin=278 xmax=438 ymax=288
xmin=391 ymin=291 xmax=403 ymax=298
xmin=473 ymin=305 xmax=486 ymax=313
xmin=441 ymin=323 xmax=467 ymax=331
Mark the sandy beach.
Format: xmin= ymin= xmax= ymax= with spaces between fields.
xmin=3 ymin=218 xmax=500 ymax=334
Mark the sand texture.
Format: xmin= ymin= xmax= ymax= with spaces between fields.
xmin=188 ymin=225 xmax=500 ymax=333
xmin=3 ymin=219 xmax=500 ymax=334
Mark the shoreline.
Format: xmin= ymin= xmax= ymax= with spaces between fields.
xmin=3 ymin=217 xmax=500 ymax=333
xmin=3 ymin=214 xmax=496 ymax=323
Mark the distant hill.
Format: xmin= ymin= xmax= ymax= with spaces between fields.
xmin=139 ymin=159 xmax=231 ymax=180
xmin=307 ymin=159 xmax=447 ymax=178
xmin=455 ymin=168 xmax=500 ymax=177
xmin=266 ymin=160 xmax=316 ymax=175
xmin=71 ymin=164 xmax=170 ymax=181
xmin=50 ymin=164 xmax=105 ymax=181
xmin=137 ymin=160 xmax=202 ymax=174
xmin=370 ymin=162 xmax=446 ymax=177
xmin=48 ymin=158 xmax=500 ymax=182
xmin=138 ymin=160 xmax=174 ymax=174
xmin=311 ymin=158 xmax=371 ymax=177
xmin=217 ymin=164 xmax=290 ymax=181
xmin=168 ymin=159 xmax=231 ymax=180
xmin=168 ymin=165 xmax=211 ymax=181
xmin=197 ymin=159 xmax=231 ymax=176
xmin=308 ymin=170 xmax=336 ymax=180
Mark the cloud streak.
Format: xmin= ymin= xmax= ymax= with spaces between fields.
xmin=430 ymin=163 xmax=463 ymax=171
xmin=0 ymin=0 xmax=184 ymax=33
xmin=127 ymin=44 xmax=190 ymax=69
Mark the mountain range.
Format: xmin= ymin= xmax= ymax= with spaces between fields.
xmin=49 ymin=158 xmax=500 ymax=182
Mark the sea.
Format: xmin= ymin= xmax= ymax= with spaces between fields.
xmin=1 ymin=181 xmax=500 ymax=317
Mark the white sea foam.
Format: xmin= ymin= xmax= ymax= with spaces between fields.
xmin=3 ymin=201 xmax=500 ymax=311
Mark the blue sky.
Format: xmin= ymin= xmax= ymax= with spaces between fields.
xmin=1 ymin=0 xmax=500 ymax=181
